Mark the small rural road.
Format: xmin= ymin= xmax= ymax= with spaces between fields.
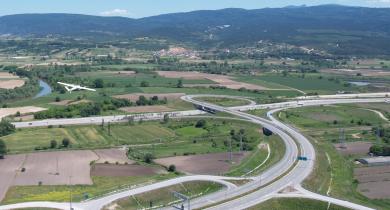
xmin=1 ymin=93 xmax=388 ymax=210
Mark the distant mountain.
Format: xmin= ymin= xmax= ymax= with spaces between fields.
xmin=1 ymin=5 xmax=390 ymax=55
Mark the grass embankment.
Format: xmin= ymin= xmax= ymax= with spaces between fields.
xmin=197 ymin=96 xmax=251 ymax=107
xmin=248 ymin=198 xmax=351 ymax=210
xmin=226 ymin=134 xmax=285 ymax=177
xmin=2 ymin=174 xmax=177 ymax=204
xmin=102 ymin=181 xmax=222 ymax=210
xmin=277 ymin=104 xmax=390 ymax=210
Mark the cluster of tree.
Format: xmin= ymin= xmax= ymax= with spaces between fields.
xmin=34 ymin=102 xmax=102 ymax=119
xmin=0 ymin=139 xmax=6 ymax=159
xmin=0 ymin=120 xmax=15 ymax=158
xmin=0 ymin=119 xmax=15 ymax=137
xmin=372 ymin=127 xmax=390 ymax=143
xmin=136 ymin=95 xmax=167 ymax=106
xmin=35 ymin=138 xmax=71 ymax=151
xmin=229 ymin=128 xmax=253 ymax=151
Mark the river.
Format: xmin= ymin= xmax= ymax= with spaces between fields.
xmin=34 ymin=80 xmax=52 ymax=98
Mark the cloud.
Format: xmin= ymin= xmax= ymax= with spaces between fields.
xmin=100 ymin=9 xmax=129 ymax=16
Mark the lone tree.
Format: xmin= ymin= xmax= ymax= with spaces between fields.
xmin=50 ymin=140 xmax=57 ymax=149
xmin=168 ymin=164 xmax=176 ymax=172
xmin=62 ymin=138 xmax=70 ymax=148
xmin=144 ymin=153 xmax=154 ymax=164
xmin=0 ymin=139 xmax=7 ymax=159
xmin=195 ymin=119 xmax=207 ymax=128
xmin=176 ymin=79 xmax=183 ymax=88
xmin=93 ymin=78 xmax=104 ymax=88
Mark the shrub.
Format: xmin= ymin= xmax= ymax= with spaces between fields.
xmin=168 ymin=164 xmax=176 ymax=172
xmin=62 ymin=138 xmax=70 ymax=147
xmin=50 ymin=140 xmax=57 ymax=149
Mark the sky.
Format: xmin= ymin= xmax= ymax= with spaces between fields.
xmin=0 ymin=0 xmax=389 ymax=18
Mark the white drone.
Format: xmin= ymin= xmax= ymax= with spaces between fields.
xmin=57 ymin=82 xmax=96 ymax=93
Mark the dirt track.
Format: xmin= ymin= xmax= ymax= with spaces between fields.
xmin=155 ymin=152 xmax=248 ymax=175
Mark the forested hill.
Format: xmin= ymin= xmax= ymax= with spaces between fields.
xmin=1 ymin=5 xmax=390 ymax=55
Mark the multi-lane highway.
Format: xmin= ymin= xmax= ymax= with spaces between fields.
xmin=1 ymin=94 xmax=388 ymax=210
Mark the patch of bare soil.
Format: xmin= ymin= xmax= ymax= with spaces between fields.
xmin=0 ymin=154 xmax=25 ymax=201
xmin=355 ymin=165 xmax=390 ymax=199
xmin=155 ymin=152 xmax=249 ymax=175
xmin=334 ymin=141 xmax=372 ymax=155
xmin=94 ymin=148 xmax=133 ymax=164
xmin=0 ymin=106 xmax=46 ymax=119
xmin=0 ymin=72 xmax=19 ymax=79
xmin=156 ymin=71 xmax=268 ymax=90
xmin=0 ymin=79 xmax=25 ymax=89
xmin=0 ymin=150 xmax=99 ymax=201
xmin=12 ymin=150 xmax=98 ymax=186
xmin=119 ymin=106 xmax=173 ymax=113
xmin=91 ymin=164 xmax=161 ymax=177
xmin=114 ymin=93 xmax=185 ymax=102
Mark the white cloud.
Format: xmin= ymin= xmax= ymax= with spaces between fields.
xmin=100 ymin=9 xmax=129 ymax=16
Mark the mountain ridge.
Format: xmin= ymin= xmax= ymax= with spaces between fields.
xmin=1 ymin=5 xmax=390 ymax=55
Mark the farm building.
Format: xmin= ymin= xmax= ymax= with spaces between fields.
xmin=358 ymin=157 xmax=390 ymax=165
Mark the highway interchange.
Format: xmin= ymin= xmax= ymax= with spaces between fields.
xmin=1 ymin=93 xmax=389 ymax=210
